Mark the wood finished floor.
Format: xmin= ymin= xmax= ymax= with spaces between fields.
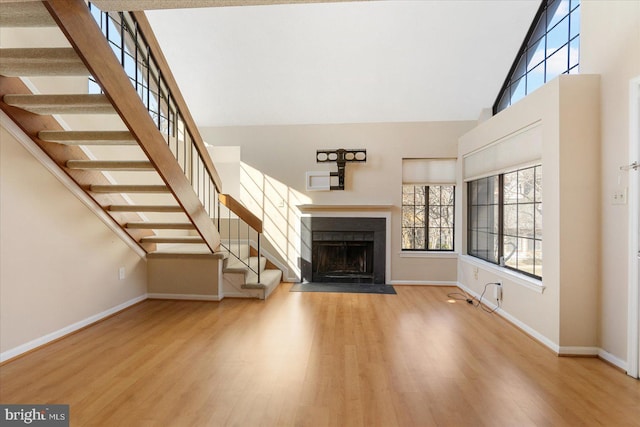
xmin=1 ymin=285 xmax=639 ymax=427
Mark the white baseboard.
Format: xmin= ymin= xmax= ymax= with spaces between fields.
xmin=147 ymin=293 xmax=222 ymax=301
xmin=220 ymin=291 xmax=260 ymax=299
xmin=456 ymin=282 xmax=561 ymax=353
xmin=0 ymin=294 xmax=147 ymax=363
xmin=390 ymin=280 xmax=458 ymax=286
xmin=457 ymin=282 xmax=630 ymax=371
xmin=598 ymin=348 xmax=628 ymax=372
xmin=558 ymin=346 xmax=599 ymax=356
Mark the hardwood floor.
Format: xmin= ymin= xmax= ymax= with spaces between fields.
xmin=1 ymin=285 xmax=639 ymax=426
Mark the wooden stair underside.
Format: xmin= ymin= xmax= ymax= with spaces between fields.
xmin=0 ymin=1 xmax=221 ymax=255
xmin=89 ymin=185 xmax=170 ymax=193
xmin=0 ymin=48 xmax=89 ymax=77
xmin=3 ymin=94 xmax=115 ymax=115
xmin=126 ymin=222 xmax=195 ymax=230
xmin=141 ymin=236 xmax=205 ymax=244
xmin=0 ymin=2 xmax=56 ymax=27
xmin=39 ymin=130 xmax=138 ymax=146
xmin=108 ymin=205 xmax=184 ymax=213
xmin=66 ymin=160 xmax=155 ymax=171
xmin=0 ymin=78 xmax=158 ymax=250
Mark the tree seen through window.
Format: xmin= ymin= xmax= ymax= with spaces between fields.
xmin=402 ymin=185 xmax=454 ymax=251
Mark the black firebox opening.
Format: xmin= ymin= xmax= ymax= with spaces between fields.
xmin=313 ymin=240 xmax=374 ymax=283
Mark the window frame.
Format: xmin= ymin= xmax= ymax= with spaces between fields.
xmin=467 ymin=165 xmax=542 ymax=280
xmin=402 ymin=184 xmax=455 ymax=252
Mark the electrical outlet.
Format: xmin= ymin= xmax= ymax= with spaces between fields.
xmin=493 ymin=283 xmax=502 ymax=301
xmin=473 ymin=267 xmax=479 ymax=280
xmin=612 ymin=188 xmax=627 ymax=205
xmin=119 ymin=267 xmax=125 ymax=280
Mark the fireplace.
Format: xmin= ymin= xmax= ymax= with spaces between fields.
xmin=301 ymin=217 xmax=385 ymax=284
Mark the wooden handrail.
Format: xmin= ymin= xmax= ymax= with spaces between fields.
xmin=131 ymin=11 xmax=222 ymax=192
xmin=219 ymin=194 xmax=263 ymax=234
xmin=44 ymin=0 xmax=220 ymax=252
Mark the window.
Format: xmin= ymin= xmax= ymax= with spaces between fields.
xmin=467 ymin=176 xmax=500 ymax=263
xmin=402 ymin=158 xmax=456 ymax=252
xmin=503 ymin=167 xmax=543 ymax=277
xmin=468 ymin=165 xmax=542 ymax=279
xmin=494 ymin=0 xmax=581 ymax=114
xmin=402 ymin=185 xmax=455 ymax=251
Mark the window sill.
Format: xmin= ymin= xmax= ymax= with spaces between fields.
xmin=399 ymin=251 xmax=458 ymax=259
xmin=459 ymin=255 xmax=545 ymax=294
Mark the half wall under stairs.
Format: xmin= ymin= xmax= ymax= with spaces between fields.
xmin=147 ymin=242 xmax=283 ymax=300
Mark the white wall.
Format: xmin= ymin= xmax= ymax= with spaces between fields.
xmin=458 ymin=75 xmax=601 ymax=352
xmin=581 ymin=0 xmax=640 ymax=364
xmin=202 ymin=121 xmax=476 ymax=283
xmin=456 ymin=1 xmax=640 ymax=367
xmin=0 ymin=125 xmax=147 ymax=359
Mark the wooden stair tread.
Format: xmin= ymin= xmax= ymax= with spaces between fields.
xmin=3 ymin=94 xmax=115 ymax=115
xmin=66 ymin=160 xmax=154 ymax=171
xmin=0 ymin=48 xmax=88 ymax=77
xmin=140 ymin=236 xmax=205 ymax=244
xmin=39 ymin=130 xmax=137 ymax=146
xmin=125 ymin=222 xmax=195 ymax=230
xmin=108 ymin=205 xmax=183 ymax=212
xmin=0 ymin=2 xmax=55 ymax=27
xmin=89 ymin=184 xmax=169 ymax=193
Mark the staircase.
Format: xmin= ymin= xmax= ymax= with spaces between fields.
xmin=0 ymin=0 xmax=282 ymax=299
xmin=219 ymin=242 xmax=282 ymax=299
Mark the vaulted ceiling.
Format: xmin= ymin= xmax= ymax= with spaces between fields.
xmin=145 ymin=1 xmax=540 ymax=127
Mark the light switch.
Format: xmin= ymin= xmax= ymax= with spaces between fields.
xmin=612 ymin=189 xmax=627 ymax=205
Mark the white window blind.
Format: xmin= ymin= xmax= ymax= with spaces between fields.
xmin=402 ymin=158 xmax=456 ymax=184
xmin=463 ymin=123 xmax=542 ymax=181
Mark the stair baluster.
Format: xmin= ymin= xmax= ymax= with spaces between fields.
xmin=218 ymin=194 xmax=263 ymax=285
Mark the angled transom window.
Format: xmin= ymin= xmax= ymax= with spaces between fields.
xmin=494 ymin=0 xmax=581 ymax=114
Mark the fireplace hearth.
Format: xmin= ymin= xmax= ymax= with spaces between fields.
xmin=301 ymin=217 xmax=385 ymax=284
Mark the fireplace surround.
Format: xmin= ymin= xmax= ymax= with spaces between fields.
xmin=301 ymin=217 xmax=386 ymax=284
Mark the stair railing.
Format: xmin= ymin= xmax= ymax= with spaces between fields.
xmin=86 ymin=3 xmax=222 ymax=226
xmin=218 ymin=194 xmax=263 ymax=284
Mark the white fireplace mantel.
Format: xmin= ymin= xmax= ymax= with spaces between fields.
xmin=296 ymin=204 xmax=393 ymax=213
